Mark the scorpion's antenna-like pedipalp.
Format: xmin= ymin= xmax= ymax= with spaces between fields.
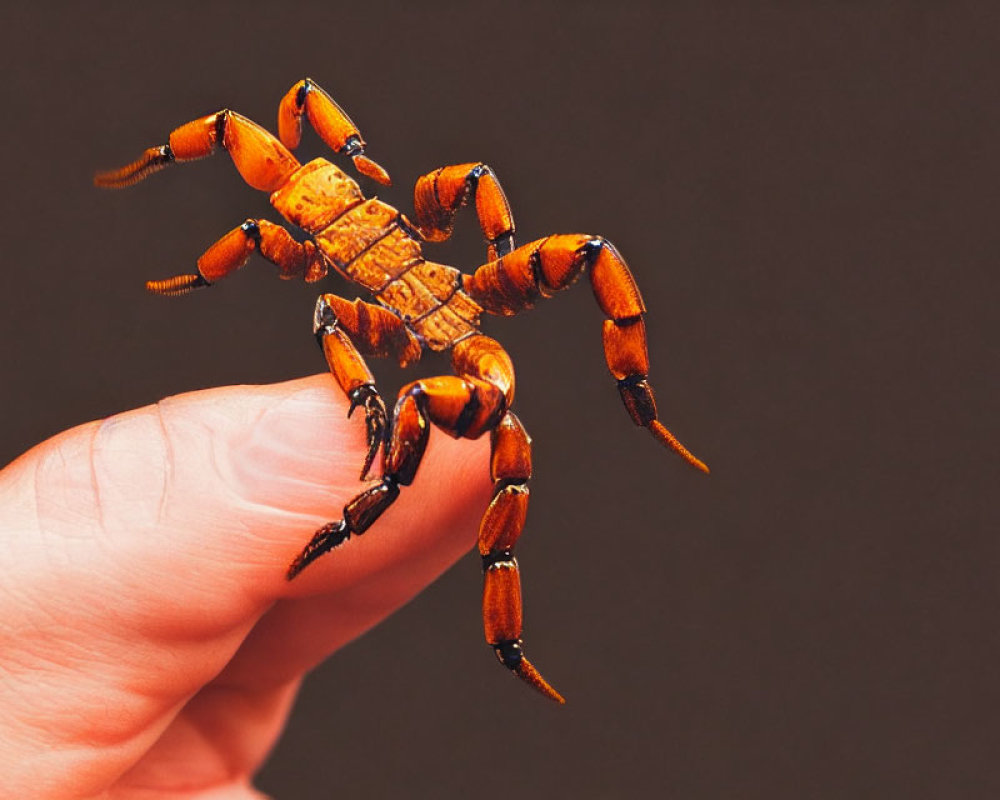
xmin=94 ymin=145 xmax=174 ymax=188
xmin=278 ymin=77 xmax=392 ymax=186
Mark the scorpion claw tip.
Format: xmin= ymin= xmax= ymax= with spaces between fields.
xmin=353 ymin=154 xmax=391 ymax=186
xmin=286 ymin=520 xmax=350 ymax=580
xmin=359 ymin=455 xmax=376 ymax=482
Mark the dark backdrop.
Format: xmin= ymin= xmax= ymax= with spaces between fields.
xmin=1 ymin=2 xmax=997 ymax=798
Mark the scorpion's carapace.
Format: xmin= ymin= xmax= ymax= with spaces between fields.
xmin=94 ymin=77 xmax=709 ymax=705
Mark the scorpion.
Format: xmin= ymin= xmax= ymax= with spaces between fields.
xmin=94 ymin=77 xmax=709 ymax=704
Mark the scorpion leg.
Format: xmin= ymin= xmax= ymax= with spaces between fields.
xmin=314 ymin=295 xmax=422 ymax=481
xmin=277 ymin=78 xmax=391 ymax=186
xmin=145 ymin=219 xmax=329 ymax=297
xmin=482 ymin=411 xmax=563 ymax=704
xmin=451 ymin=334 xmax=565 ymax=703
xmin=413 ymin=163 xmax=516 ymax=260
xmin=288 ymin=331 xmax=562 ymax=701
xmin=287 ymin=363 xmax=503 ymax=579
xmin=95 ymin=111 xmax=300 ymax=193
xmin=464 ymin=235 xmax=709 ymax=473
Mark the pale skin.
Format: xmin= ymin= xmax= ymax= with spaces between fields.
xmin=0 ymin=374 xmax=492 ymax=799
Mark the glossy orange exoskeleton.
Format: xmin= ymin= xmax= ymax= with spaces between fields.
xmin=95 ymin=78 xmax=709 ymax=703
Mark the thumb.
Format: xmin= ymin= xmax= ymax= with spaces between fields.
xmin=6 ymin=373 xmax=492 ymax=623
xmin=0 ymin=374 xmax=491 ymax=796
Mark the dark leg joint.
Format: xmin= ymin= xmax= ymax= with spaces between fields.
xmin=579 ymin=237 xmax=606 ymax=264
xmin=481 ymin=549 xmax=515 ymax=571
xmin=453 ymin=385 xmax=482 ymax=439
xmin=347 ymin=383 xmax=379 ymax=417
xmin=343 ymin=477 xmax=399 ymax=535
xmin=468 ymin=163 xmax=489 ymax=183
xmin=295 ymin=78 xmax=313 ymax=108
xmin=490 ymin=232 xmax=515 ymax=258
xmin=493 ymin=477 xmax=528 ymax=494
xmin=214 ymin=110 xmax=230 ymax=148
xmin=240 ymin=219 xmax=262 ymax=245
xmin=342 ymin=134 xmax=364 ymax=158
xmin=493 ymin=639 xmax=525 ymax=670
xmin=313 ymin=295 xmax=338 ymax=341
xmin=617 ymin=375 xmax=658 ymax=427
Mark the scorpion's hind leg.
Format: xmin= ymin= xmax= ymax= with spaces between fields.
xmin=481 ymin=411 xmax=564 ymax=704
xmin=277 ymin=78 xmax=391 ymax=186
xmin=465 ymin=235 xmax=709 ymax=473
xmin=452 ymin=336 xmax=564 ymax=703
xmin=288 ymin=332 xmax=563 ymax=701
xmin=95 ymin=110 xmax=300 ymax=193
xmin=145 ymin=219 xmax=330 ymax=297
xmin=413 ymin=163 xmax=516 ymax=261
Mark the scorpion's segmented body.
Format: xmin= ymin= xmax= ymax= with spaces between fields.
xmin=95 ymin=78 xmax=709 ymax=704
xmin=273 ymin=158 xmax=483 ymax=350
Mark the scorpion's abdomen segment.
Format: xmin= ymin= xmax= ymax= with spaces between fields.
xmin=315 ymin=197 xmax=400 ymax=271
xmin=274 ymin=158 xmax=483 ymax=351
xmin=271 ymin=158 xmax=363 ymax=232
xmin=380 ymin=263 xmax=482 ymax=350
xmin=413 ymin=296 xmax=483 ymax=350
xmin=345 ymin=226 xmax=423 ymax=290
xmin=314 ymin=200 xmax=482 ymax=350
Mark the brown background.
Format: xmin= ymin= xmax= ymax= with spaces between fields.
xmin=1 ymin=2 xmax=997 ymax=798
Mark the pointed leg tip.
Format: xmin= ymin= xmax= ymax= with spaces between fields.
xmin=649 ymin=421 xmax=710 ymax=475
xmin=286 ymin=545 xmax=321 ymax=581
xmin=94 ymin=146 xmax=173 ymax=189
xmin=358 ymin=445 xmax=379 ymax=482
xmin=353 ymin=154 xmax=392 ymax=186
xmin=547 ymin=687 xmax=568 ymax=705
xmin=145 ymin=274 xmax=209 ymax=297
xmin=514 ymin=657 xmax=566 ymax=705
xmin=286 ymin=544 xmax=320 ymax=580
xmin=286 ymin=520 xmax=349 ymax=580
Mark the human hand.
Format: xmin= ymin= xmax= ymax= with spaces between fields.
xmin=0 ymin=375 xmax=492 ymax=799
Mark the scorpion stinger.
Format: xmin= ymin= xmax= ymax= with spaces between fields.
xmin=95 ymin=76 xmax=709 ymax=705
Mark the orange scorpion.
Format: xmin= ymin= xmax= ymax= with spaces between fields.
xmin=95 ymin=78 xmax=709 ymax=703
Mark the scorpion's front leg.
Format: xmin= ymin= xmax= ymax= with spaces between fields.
xmin=144 ymin=219 xmax=329 ymax=296
xmin=94 ymin=110 xmax=299 ymax=192
xmin=277 ymin=77 xmax=391 ymax=186
xmin=314 ymin=295 xmax=422 ymax=481
xmin=413 ymin=163 xmax=516 ymax=261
